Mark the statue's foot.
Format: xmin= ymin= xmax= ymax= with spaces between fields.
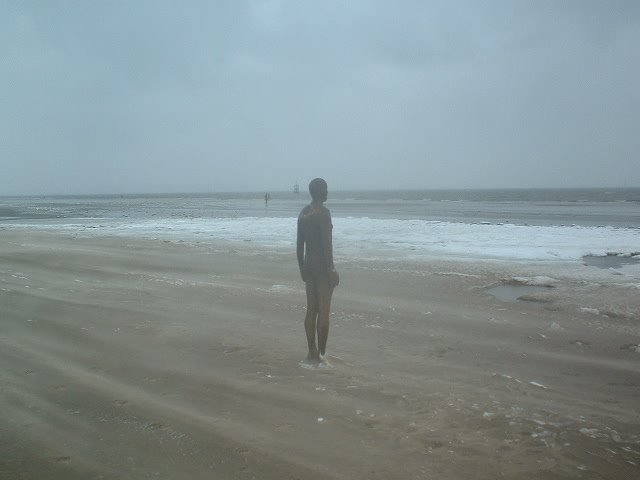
xmin=317 ymin=354 xmax=332 ymax=368
xmin=299 ymin=349 xmax=321 ymax=368
xmin=303 ymin=352 xmax=320 ymax=364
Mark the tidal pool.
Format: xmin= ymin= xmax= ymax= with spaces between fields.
xmin=487 ymin=285 xmax=552 ymax=302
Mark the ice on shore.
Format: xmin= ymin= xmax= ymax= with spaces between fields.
xmin=529 ymin=381 xmax=548 ymax=389
xmin=621 ymin=344 xmax=640 ymax=353
xmin=434 ymin=271 xmax=482 ymax=278
xmin=580 ymin=307 xmax=600 ymax=315
xmin=511 ymin=276 xmax=559 ymax=287
xmin=8 ymin=216 xmax=640 ymax=265
xmin=547 ymin=321 xmax=564 ymax=331
xmin=267 ymin=284 xmax=295 ymax=293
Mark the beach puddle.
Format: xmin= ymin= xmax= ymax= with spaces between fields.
xmin=487 ymin=285 xmax=552 ymax=302
xmin=583 ymin=254 xmax=640 ymax=269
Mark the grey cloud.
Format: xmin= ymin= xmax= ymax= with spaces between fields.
xmin=1 ymin=0 xmax=639 ymax=194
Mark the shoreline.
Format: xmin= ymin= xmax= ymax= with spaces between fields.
xmin=1 ymin=229 xmax=639 ymax=479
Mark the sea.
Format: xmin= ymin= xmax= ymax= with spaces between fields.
xmin=1 ymin=188 xmax=639 ymax=275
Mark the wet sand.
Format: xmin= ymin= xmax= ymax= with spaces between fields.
xmin=1 ymin=230 xmax=639 ymax=479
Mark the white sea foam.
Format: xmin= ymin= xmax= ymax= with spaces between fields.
xmin=6 ymin=216 xmax=640 ymax=266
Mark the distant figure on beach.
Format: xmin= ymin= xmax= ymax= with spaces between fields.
xmin=297 ymin=178 xmax=339 ymax=365
xmin=264 ymin=192 xmax=271 ymax=206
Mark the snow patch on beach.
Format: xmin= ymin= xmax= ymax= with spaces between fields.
xmin=434 ymin=271 xmax=482 ymax=278
xmin=580 ymin=307 xmax=601 ymax=315
xmin=256 ymin=284 xmax=298 ymax=294
xmin=511 ymin=276 xmax=559 ymax=287
xmin=529 ymin=381 xmax=548 ymax=390
xmin=5 ymin=216 xmax=640 ymax=270
xmin=547 ymin=321 xmax=564 ymax=331
xmin=267 ymin=284 xmax=296 ymax=293
xmin=621 ymin=344 xmax=640 ymax=353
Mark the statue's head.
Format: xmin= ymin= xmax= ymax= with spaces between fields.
xmin=309 ymin=178 xmax=328 ymax=202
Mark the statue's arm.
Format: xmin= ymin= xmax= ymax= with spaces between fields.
xmin=323 ymin=211 xmax=335 ymax=271
xmin=324 ymin=210 xmax=339 ymax=287
xmin=297 ymin=217 xmax=305 ymax=281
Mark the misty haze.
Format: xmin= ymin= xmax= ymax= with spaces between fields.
xmin=1 ymin=2 xmax=639 ymax=479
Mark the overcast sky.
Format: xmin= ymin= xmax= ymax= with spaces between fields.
xmin=1 ymin=1 xmax=639 ymax=195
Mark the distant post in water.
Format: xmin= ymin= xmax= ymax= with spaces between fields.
xmin=297 ymin=178 xmax=339 ymax=365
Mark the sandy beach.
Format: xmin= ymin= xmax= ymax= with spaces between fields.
xmin=1 ymin=229 xmax=639 ymax=479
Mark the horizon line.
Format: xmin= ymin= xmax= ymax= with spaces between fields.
xmin=2 ymin=185 xmax=640 ymax=198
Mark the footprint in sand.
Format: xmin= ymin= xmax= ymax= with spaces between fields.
xmin=223 ymin=346 xmax=248 ymax=355
xmin=145 ymin=422 xmax=169 ymax=431
xmin=275 ymin=423 xmax=294 ymax=431
xmin=24 ymin=369 xmax=35 ymax=375
xmin=607 ymin=381 xmax=637 ymax=387
xmin=50 ymin=456 xmax=71 ymax=463
xmin=430 ymin=346 xmax=454 ymax=358
xmin=113 ymin=399 xmax=129 ymax=406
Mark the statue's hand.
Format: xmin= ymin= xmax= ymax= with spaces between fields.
xmin=329 ymin=270 xmax=339 ymax=288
